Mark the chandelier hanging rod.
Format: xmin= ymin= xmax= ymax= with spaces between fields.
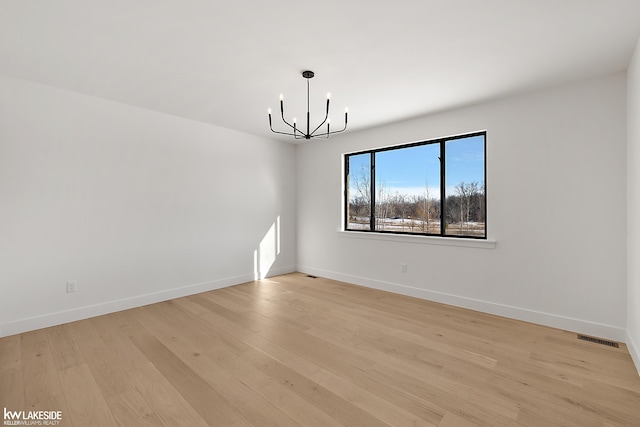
xmin=268 ymin=70 xmax=348 ymax=140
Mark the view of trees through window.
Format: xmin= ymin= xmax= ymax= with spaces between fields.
xmin=345 ymin=132 xmax=486 ymax=238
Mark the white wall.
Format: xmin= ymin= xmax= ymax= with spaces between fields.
xmin=297 ymin=72 xmax=628 ymax=341
xmin=0 ymin=75 xmax=297 ymax=337
xmin=628 ymin=37 xmax=640 ymax=374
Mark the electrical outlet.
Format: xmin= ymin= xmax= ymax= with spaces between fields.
xmin=66 ymin=281 xmax=77 ymax=293
xmin=401 ymin=263 xmax=407 ymax=273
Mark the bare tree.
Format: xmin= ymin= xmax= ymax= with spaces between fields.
xmin=354 ymin=165 xmax=371 ymax=208
xmin=348 ymin=165 xmax=372 ymax=228
xmin=454 ymin=181 xmax=480 ymax=234
xmin=422 ymin=184 xmax=435 ymax=233
xmin=375 ymin=180 xmax=391 ymax=230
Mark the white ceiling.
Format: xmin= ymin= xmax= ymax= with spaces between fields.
xmin=2 ymin=1 xmax=640 ymax=141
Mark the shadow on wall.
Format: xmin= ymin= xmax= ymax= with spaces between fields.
xmin=254 ymin=216 xmax=281 ymax=280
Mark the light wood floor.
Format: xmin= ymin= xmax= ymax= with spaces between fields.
xmin=2 ymin=273 xmax=640 ymax=426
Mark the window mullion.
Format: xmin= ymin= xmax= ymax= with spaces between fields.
xmin=440 ymin=141 xmax=446 ymax=236
xmin=370 ymin=152 xmax=376 ymax=231
xmin=344 ymin=155 xmax=349 ymax=231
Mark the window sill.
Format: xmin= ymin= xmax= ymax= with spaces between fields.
xmin=337 ymin=230 xmax=496 ymax=249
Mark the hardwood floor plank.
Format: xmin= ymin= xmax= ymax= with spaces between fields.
xmin=266 ymin=275 xmax=535 ymax=363
xmin=237 ymin=343 xmax=392 ymax=427
xmin=238 ymin=299 xmax=520 ymax=425
xmin=208 ymin=343 xmax=347 ymax=427
xmin=20 ymin=329 xmax=73 ymax=426
xmin=158 ymin=298 xmax=347 ymax=427
xmin=89 ymin=314 xmax=151 ymax=374
xmin=438 ymin=411 xmax=481 ymax=427
xmin=46 ymin=324 xmax=85 ymax=372
xmin=0 ymin=371 xmax=25 ymax=416
xmin=582 ymin=379 xmax=640 ymax=418
xmin=442 ymin=358 xmax=604 ymax=427
xmin=58 ymin=364 xmax=118 ymax=427
xmin=194 ymin=306 xmax=436 ymax=427
xmin=134 ymin=302 xmax=302 ymax=427
xmin=64 ymin=320 xmax=131 ymax=398
xmin=0 ymin=334 xmax=21 ymax=375
xmin=0 ymin=335 xmax=24 ymax=413
xmin=64 ymin=317 xmax=163 ymax=426
xmin=241 ymin=332 xmax=447 ymax=426
xmin=128 ymin=363 xmax=210 ymax=427
xmin=103 ymin=389 xmax=165 ymax=427
xmin=127 ymin=324 xmax=252 ymax=427
xmin=300 ymin=359 xmax=437 ymax=427
xmin=164 ymin=293 xmax=396 ymax=426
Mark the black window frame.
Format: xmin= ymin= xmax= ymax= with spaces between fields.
xmin=343 ymin=131 xmax=487 ymax=239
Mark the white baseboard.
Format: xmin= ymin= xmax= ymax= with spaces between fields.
xmin=298 ymin=265 xmax=628 ymax=343
xmin=0 ymin=265 xmax=296 ymax=338
xmin=627 ymin=330 xmax=640 ymax=378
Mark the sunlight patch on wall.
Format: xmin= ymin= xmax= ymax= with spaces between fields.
xmin=254 ymin=216 xmax=281 ymax=280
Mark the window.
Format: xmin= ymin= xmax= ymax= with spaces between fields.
xmin=344 ymin=131 xmax=486 ymax=239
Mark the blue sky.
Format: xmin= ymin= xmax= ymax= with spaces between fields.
xmin=348 ymin=134 xmax=484 ymax=199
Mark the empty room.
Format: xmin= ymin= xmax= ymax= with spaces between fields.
xmin=2 ymin=1 xmax=640 ymax=426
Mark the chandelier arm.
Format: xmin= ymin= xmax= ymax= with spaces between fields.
xmin=269 ymin=127 xmax=297 ymax=137
xmin=280 ymin=113 xmax=306 ymax=138
xmin=312 ymin=129 xmax=344 ymax=138
xmin=279 ymin=102 xmax=296 ymax=130
xmin=309 ymin=110 xmax=330 ymax=137
xmin=269 ymin=109 xmax=311 ymax=139
xmin=269 ymin=127 xmax=310 ymax=139
xmin=279 ymin=104 xmax=308 ymax=138
xmin=269 ymin=115 xmax=296 ymax=136
xmin=312 ymin=122 xmax=347 ymax=138
xmin=308 ymin=95 xmax=331 ymax=136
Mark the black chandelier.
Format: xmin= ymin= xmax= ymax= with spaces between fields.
xmin=268 ymin=70 xmax=348 ymax=140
